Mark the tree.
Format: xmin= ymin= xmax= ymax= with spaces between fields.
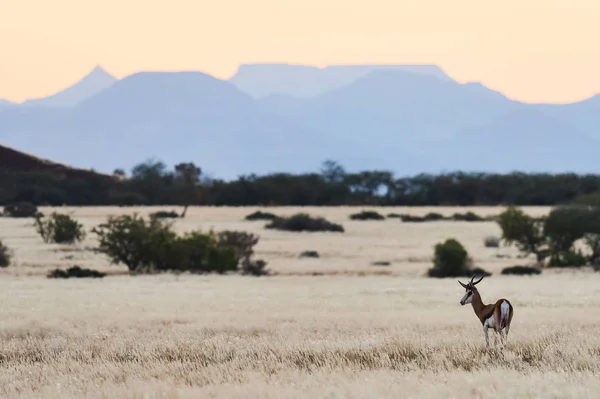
xmin=320 ymin=159 xmax=345 ymax=183
xmin=497 ymin=206 xmax=549 ymax=266
xmin=174 ymin=162 xmax=202 ymax=218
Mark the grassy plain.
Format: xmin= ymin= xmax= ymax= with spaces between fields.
xmin=1 ymin=206 xmax=599 ymax=398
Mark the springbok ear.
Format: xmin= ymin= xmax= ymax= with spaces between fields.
xmin=458 ymin=280 xmax=468 ymax=289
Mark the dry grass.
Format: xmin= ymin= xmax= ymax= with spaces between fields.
xmin=1 ymin=206 xmax=599 ymax=398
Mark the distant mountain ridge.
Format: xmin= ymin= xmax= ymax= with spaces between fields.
xmin=21 ymin=66 xmax=117 ymax=108
xmin=1 ymin=63 xmax=600 ymax=178
xmin=228 ymin=63 xmax=452 ymax=98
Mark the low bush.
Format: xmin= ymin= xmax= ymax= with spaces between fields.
xmin=452 ymin=212 xmax=484 ymax=222
xmin=245 ymin=211 xmax=278 ymax=221
xmin=217 ymin=230 xmax=269 ymax=276
xmin=47 ymin=266 xmax=106 ymax=279
xmin=300 ymin=250 xmax=320 ymax=258
xmin=427 ymin=238 xmax=489 ymax=277
xmin=35 ymin=212 xmax=86 ymax=244
xmin=3 ymin=202 xmax=42 ymax=218
xmin=150 ymin=210 xmax=180 ymax=219
xmin=398 ymin=214 xmax=426 ymax=223
xmin=424 ymin=212 xmax=445 ymax=221
xmin=91 ymin=214 xmax=266 ymax=275
xmin=501 ymin=265 xmax=542 ymax=275
xmin=547 ymin=249 xmax=588 ymax=268
xmin=484 ymin=235 xmax=500 ymax=248
xmin=349 ymin=210 xmax=385 ymax=221
xmin=0 ymin=239 xmax=11 ymax=267
xmin=240 ymin=259 xmax=269 ymax=276
xmin=371 ymin=261 xmax=391 ymax=266
xmin=266 ymin=213 xmax=344 ymax=233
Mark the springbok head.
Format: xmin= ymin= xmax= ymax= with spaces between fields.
xmin=458 ymin=274 xmax=485 ymax=305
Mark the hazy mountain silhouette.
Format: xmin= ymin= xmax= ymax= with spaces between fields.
xmin=423 ymin=108 xmax=600 ymax=174
xmin=21 ymin=66 xmax=117 ymax=108
xmin=0 ymin=71 xmax=330 ymax=178
xmin=2 ymin=65 xmax=600 ymax=178
xmin=229 ymin=63 xmax=451 ymax=98
xmin=533 ymin=94 xmax=600 ymax=141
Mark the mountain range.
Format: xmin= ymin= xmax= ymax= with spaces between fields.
xmin=1 ymin=63 xmax=599 ymax=179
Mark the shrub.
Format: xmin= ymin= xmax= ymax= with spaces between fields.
xmin=3 ymin=202 xmax=42 ymax=218
xmin=216 ymin=230 xmax=259 ymax=262
xmin=35 ymin=213 xmax=86 ymax=244
xmin=398 ymin=214 xmax=426 ymax=223
xmin=91 ymin=214 xmax=178 ymax=273
xmin=428 ymin=238 xmax=470 ymax=277
xmin=547 ymin=249 xmax=588 ymax=268
xmin=300 ymin=250 xmax=320 ymax=258
xmin=452 ymin=212 xmax=484 ymax=222
xmin=427 ymin=238 xmax=489 ymax=277
xmin=245 ymin=211 xmax=278 ymax=221
xmin=484 ymin=235 xmax=500 ymax=248
xmin=266 ymin=213 xmax=344 ymax=233
xmin=0 ymin=239 xmax=11 ymax=267
xmin=497 ymin=206 xmax=549 ymax=265
xmin=372 ymin=261 xmax=391 ymax=266
xmin=501 ymin=265 xmax=542 ymax=275
xmin=170 ymin=231 xmax=238 ymax=274
xmin=47 ymin=266 xmax=106 ymax=279
xmin=349 ymin=210 xmax=385 ymax=221
xmin=423 ymin=212 xmax=445 ymax=221
xmin=91 ymin=214 xmax=264 ymax=275
xmin=387 ymin=213 xmax=402 ymax=219
xmin=240 ymin=259 xmax=269 ymax=276
xmin=150 ymin=210 xmax=180 ymax=219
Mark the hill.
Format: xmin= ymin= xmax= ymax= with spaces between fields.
xmin=0 ymin=143 xmax=113 ymax=179
xmin=21 ymin=66 xmax=118 ymax=108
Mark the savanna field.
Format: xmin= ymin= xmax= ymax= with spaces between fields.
xmin=1 ymin=206 xmax=600 ymax=399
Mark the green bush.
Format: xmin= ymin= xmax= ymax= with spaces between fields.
xmin=245 ymin=211 xmax=278 ymax=221
xmin=424 ymin=212 xmax=445 ymax=221
xmin=150 ymin=210 xmax=180 ymax=219
xmin=47 ymin=266 xmax=106 ymax=279
xmin=484 ymin=235 xmax=500 ymax=248
xmin=398 ymin=214 xmax=426 ymax=223
xmin=266 ymin=213 xmax=344 ymax=233
xmin=35 ymin=213 xmax=86 ymax=244
xmin=3 ymin=202 xmax=42 ymax=218
xmin=300 ymin=250 xmax=320 ymax=258
xmin=91 ymin=214 xmax=265 ymax=275
xmin=547 ymin=249 xmax=588 ymax=268
xmin=349 ymin=210 xmax=385 ymax=221
xmin=0 ymin=239 xmax=11 ymax=268
xmin=92 ymin=214 xmax=177 ymax=273
xmin=216 ymin=230 xmax=269 ymax=276
xmin=497 ymin=206 xmax=549 ymax=265
xmin=501 ymin=265 xmax=542 ymax=275
xmin=371 ymin=261 xmax=391 ymax=266
xmin=452 ymin=212 xmax=484 ymax=222
xmin=427 ymin=238 xmax=488 ymax=277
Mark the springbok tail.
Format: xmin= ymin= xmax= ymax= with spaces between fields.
xmin=500 ymin=301 xmax=510 ymax=329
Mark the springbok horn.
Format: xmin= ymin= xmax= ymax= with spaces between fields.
xmin=458 ymin=280 xmax=468 ymax=288
xmin=471 ymin=274 xmax=485 ymax=286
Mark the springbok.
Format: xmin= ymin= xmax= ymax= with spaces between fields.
xmin=458 ymin=274 xmax=513 ymax=348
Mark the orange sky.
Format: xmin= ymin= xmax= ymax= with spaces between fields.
xmin=1 ymin=0 xmax=599 ymax=103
